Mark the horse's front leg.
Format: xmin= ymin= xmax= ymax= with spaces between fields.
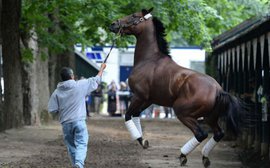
xmin=125 ymin=96 xmax=151 ymax=149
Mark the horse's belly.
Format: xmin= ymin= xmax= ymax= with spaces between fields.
xmin=150 ymin=93 xmax=174 ymax=107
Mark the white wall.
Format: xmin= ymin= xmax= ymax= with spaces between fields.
xmin=100 ymin=47 xmax=120 ymax=85
xmin=95 ymin=47 xmax=135 ymax=86
xmin=170 ymin=47 xmax=205 ymax=72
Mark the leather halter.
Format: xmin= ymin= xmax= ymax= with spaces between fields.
xmin=117 ymin=13 xmax=152 ymax=28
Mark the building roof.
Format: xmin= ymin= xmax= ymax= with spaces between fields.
xmin=75 ymin=50 xmax=99 ymax=71
xmin=212 ymin=14 xmax=270 ymax=50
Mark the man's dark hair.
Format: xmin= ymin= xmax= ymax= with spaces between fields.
xmin=60 ymin=67 xmax=74 ymax=81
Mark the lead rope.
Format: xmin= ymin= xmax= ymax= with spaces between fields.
xmin=103 ymin=40 xmax=115 ymax=63
xmin=100 ymin=26 xmax=122 ymax=82
xmin=103 ymin=26 xmax=122 ymax=63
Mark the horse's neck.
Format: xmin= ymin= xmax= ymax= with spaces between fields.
xmin=134 ymin=28 xmax=159 ymax=65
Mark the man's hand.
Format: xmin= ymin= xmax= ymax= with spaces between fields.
xmin=97 ymin=63 xmax=106 ymax=77
xmin=100 ymin=63 xmax=106 ymax=70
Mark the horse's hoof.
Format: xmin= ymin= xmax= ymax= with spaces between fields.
xmin=202 ymin=156 xmax=210 ymax=168
xmin=179 ymin=154 xmax=187 ymax=166
xmin=142 ymin=139 xmax=149 ymax=149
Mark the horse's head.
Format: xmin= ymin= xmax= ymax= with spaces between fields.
xmin=109 ymin=8 xmax=153 ymax=35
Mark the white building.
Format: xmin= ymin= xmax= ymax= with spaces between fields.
xmin=75 ymin=45 xmax=206 ymax=86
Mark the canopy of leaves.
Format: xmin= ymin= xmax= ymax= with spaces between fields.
xmin=21 ymin=0 xmax=269 ymax=58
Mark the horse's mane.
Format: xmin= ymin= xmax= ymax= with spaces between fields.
xmin=152 ymin=17 xmax=171 ymax=57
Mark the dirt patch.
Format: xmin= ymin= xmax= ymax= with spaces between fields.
xmin=0 ymin=117 xmax=242 ymax=168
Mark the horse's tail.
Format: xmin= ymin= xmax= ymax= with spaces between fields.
xmin=213 ymin=90 xmax=245 ymax=136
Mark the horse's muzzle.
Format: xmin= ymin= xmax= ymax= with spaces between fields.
xmin=109 ymin=22 xmax=120 ymax=33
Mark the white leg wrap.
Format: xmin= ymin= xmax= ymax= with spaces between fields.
xmin=132 ymin=117 xmax=142 ymax=136
xmin=125 ymin=120 xmax=141 ymax=140
xmin=180 ymin=137 xmax=200 ymax=155
xmin=202 ymin=137 xmax=217 ymax=157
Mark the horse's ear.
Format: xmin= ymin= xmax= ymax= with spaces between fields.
xmin=148 ymin=7 xmax=153 ymax=13
xmin=142 ymin=9 xmax=148 ymax=15
xmin=142 ymin=7 xmax=153 ymax=15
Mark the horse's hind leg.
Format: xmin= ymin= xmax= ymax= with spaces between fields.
xmin=178 ymin=116 xmax=208 ymax=166
xmin=201 ymin=122 xmax=224 ymax=168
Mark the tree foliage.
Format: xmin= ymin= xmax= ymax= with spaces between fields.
xmin=21 ymin=0 xmax=268 ymax=57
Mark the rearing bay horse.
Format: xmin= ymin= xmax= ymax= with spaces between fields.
xmin=109 ymin=8 xmax=242 ymax=168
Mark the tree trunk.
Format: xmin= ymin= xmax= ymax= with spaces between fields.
xmin=49 ymin=50 xmax=75 ymax=92
xmin=0 ymin=0 xmax=2 ymax=44
xmin=56 ymin=50 xmax=76 ymax=81
xmin=1 ymin=0 xmax=23 ymax=129
xmin=21 ymin=30 xmax=50 ymax=126
xmin=36 ymin=48 xmax=50 ymax=124
xmin=0 ymin=0 xmax=3 ymax=131
xmin=47 ymin=11 xmax=59 ymax=94
xmin=48 ymin=52 xmax=57 ymax=93
xmin=0 ymin=45 xmax=2 ymax=102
